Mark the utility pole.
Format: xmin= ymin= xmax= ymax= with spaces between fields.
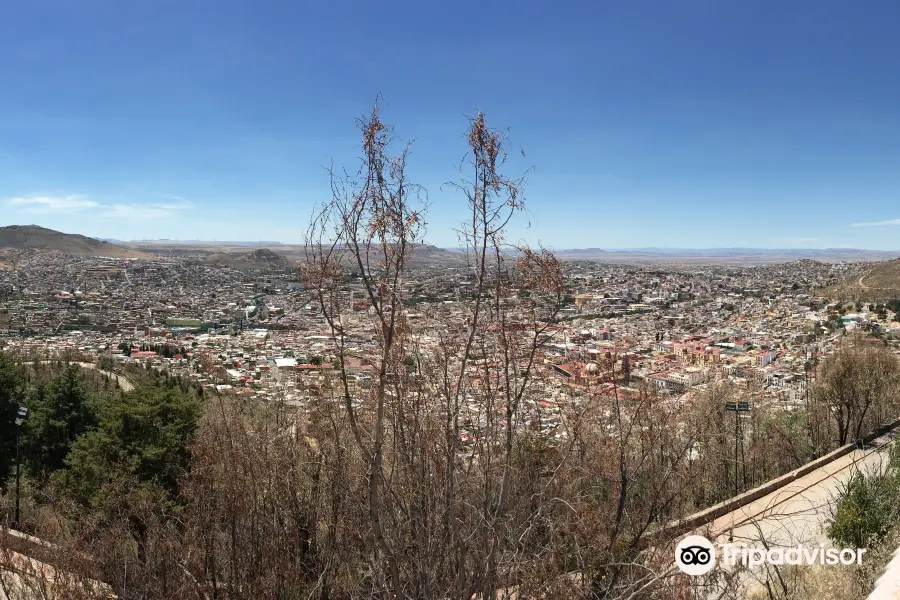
xmin=14 ymin=406 xmax=29 ymax=529
xmin=734 ymin=405 xmax=739 ymax=498
xmin=805 ymin=345 xmax=813 ymax=456
xmin=725 ymin=401 xmax=751 ymax=499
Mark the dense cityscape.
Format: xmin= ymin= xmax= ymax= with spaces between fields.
xmin=1 ymin=249 xmax=893 ymax=416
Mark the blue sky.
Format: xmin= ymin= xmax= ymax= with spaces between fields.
xmin=3 ymin=0 xmax=900 ymax=249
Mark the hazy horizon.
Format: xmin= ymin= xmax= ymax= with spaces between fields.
xmin=7 ymin=224 xmax=897 ymax=253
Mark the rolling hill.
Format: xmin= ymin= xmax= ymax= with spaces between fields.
xmin=823 ymin=258 xmax=900 ymax=300
xmin=200 ymin=248 xmax=297 ymax=271
xmin=0 ymin=225 xmax=152 ymax=258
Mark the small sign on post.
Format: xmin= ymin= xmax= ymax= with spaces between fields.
xmin=725 ymin=401 xmax=751 ymax=412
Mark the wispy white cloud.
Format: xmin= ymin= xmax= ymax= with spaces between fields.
xmin=5 ymin=194 xmax=195 ymax=220
xmin=851 ymin=219 xmax=900 ymax=227
xmin=6 ymin=195 xmax=99 ymax=212
xmin=101 ymin=200 xmax=193 ymax=219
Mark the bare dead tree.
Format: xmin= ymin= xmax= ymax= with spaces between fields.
xmin=304 ymin=99 xmax=428 ymax=597
xmin=302 ymin=103 xmax=571 ymax=598
xmin=813 ymin=335 xmax=900 ymax=446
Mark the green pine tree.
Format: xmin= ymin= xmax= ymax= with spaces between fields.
xmin=62 ymin=384 xmax=202 ymax=506
xmin=22 ymin=364 xmax=96 ymax=479
xmin=0 ymin=353 xmax=25 ymax=488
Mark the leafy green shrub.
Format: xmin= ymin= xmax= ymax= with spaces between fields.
xmin=827 ymin=445 xmax=900 ymax=548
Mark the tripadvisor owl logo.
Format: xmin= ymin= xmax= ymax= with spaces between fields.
xmin=675 ymin=535 xmax=867 ymax=576
xmin=676 ymin=535 xmax=716 ymax=576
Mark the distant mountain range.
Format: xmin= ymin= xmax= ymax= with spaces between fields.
xmin=106 ymin=238 xmax=285 ymax=246
xmin=550 ymin=247 xmax=900 ymax=264
xmin=599 ymin=247 xmax=895 ymax=255
xmin=3 ymin=227 xmax=898 ymax=266
xmin=121 ymin=240 xmax=467 ymax=267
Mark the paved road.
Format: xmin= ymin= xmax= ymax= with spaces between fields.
xmin=72 ymin=362 xmax=135 ymax=392
xmin=684 ymin=430 xmax=898 ymax=597
xmin=708 ymin=433 xmax=895 ymax=546
xmin=22 ymin=361 xmax=135 ymax=392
